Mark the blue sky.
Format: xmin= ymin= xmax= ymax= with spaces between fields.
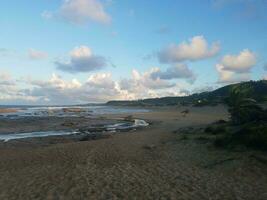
xmin=0 ymin=0 xmax=266 ymax=105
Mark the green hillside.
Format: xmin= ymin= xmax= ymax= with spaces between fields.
xmin=106 ymin=80 xmax=267 ymax=106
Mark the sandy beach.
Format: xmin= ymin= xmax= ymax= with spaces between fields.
xmin=0 ymin=108 xmax=19 ymax=114
xmin=0 ymin=105 xmax=267 ymax=200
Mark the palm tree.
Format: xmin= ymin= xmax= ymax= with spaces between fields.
xmin=227 ymin=86 xmax=264 ymax=125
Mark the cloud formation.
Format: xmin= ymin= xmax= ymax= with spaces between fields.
xmin=150 ymin=64 xmax=196 ymax=83
xmin=216 ymin=64 xmax=250 ymax=83
xmin=28 ymin=49 xmax=48 ymax=60
xmin=215 ymin=49 xmax=256 ymax=83
xmin=55 ymin=46 xmax=107 ymax=73
xmin=118 ymin=68 xmax=191 ymax=100
xmin=44 ymin=0 xmax=111 ymax=25
xmin=120 ymin=69 xmax=175 ymax=91
xmin=264 ymin=63 xmax=267 ymax=71
xmin=0 ymin=72 xmax=15 ymax=86
xmin=158 ymin=36 xmax=220 ymax=63
xmin=87 ymin=73 xmax=115 ymax=89
xmin=0 ymin=68 xmax=191 ymax=104
xmin=22 ymin=73 xmax=122 ymax=104
xmin=0 ymin=72 xmax=37 ymax=104
xmin=220 ymin=49 xmax=256 ymax=73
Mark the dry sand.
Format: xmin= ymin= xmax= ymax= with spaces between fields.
xmin=0 ymin=108 xmax=19 ymax=113
xmin=0 ymin=105 xmax=267 ymax=200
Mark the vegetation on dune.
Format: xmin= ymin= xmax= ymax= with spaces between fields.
xmin=214 ymin=123 xmax=267 ymax=151
xmin=178 ymin=84 xmax=267 ymax=151
xmin=212 ymin=86 xmax=267 ymax=150
xmin=226 ymin=86 xmax=266 ymax=125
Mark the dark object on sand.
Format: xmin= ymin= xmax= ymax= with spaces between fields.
xmin=181 ymin=109 xmax=189 ymax=117
xmin=143 ymin=144 xmax=156 ymax=150
xmin=79 ymin=126 xmax=107 ymax=133
xmin=214 ymin=119 xmax=227 ymax=124
xmin=79 ymin=133 xmax=109 ymax=141
xmin=61 ymin=122 xmax=77 ymax=127
xmin=63 ymin=108 xmax=83 ymax=113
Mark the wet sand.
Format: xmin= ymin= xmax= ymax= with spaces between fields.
xmin=0 ymin=116 xmax=121 ymax=134
xmin=0 ymin=105 xmax=267 ymax=200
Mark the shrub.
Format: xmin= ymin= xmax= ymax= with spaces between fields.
xmin=214 ymin=136 xmax=231 ymax=148
xmin=214 ymin=119 xmax=227 ymax=124
xmin=214 ymin=123 xmax=267 ymax=150
xmin=226 ymin=86 xmax=266 ymax=125
xmin=236 ymin=124 xmax=267 ymax=150
xmin=205 ymin=125 xmax=226 ymax=135
xmin=204 ymin=126 xmax=213 ymax=133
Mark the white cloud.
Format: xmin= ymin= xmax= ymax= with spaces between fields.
xmin=215 ymin=49 xmax=257 ymax=83
xmin=216 ymin=64 xmax=250 ymax=83
xmin=120 ymin=69 xmax=175 ymax=90
xmin=150 ymin=64 xmax=196 ymax=83
xmin=44 ymin=0 xmax=111 ymax=25
xmin=158 ymin=35 xmax=220 ymax=63
xmin=30 ymin=74 xmax=82 ymax=90
xmin=0 ymin=72 xmax=126 ymax=104
xmin=55 ymin=46 xmax=107 ymax=73
xmin=119 ymin=68 xmax=190 ymax=100
xmin=0 ymin=72 xmax=15 ymax=86
xmin=86 ymin=73 xmax=115 ymax=89
xmin=220 ymin=49 xmax=256 ymax=73
xmin=0 ymin=68 xmax=191 ymax=104
xmin=0 ymin=72 xmax=38 ymax=104
xmin=28 ymin=49 xmax=48 ymax=60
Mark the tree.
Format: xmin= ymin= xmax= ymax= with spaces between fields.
xmin=226 ymin=86 xmax=264 ymax=125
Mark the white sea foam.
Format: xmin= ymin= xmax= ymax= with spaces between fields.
xmin=0 ymin=130 xmax=79 ymax=142
xmin=134 ymin=119 xmax=149 ymax=127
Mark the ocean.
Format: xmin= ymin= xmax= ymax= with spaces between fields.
xmin=0 ymin=105 xmax=150 ymax=119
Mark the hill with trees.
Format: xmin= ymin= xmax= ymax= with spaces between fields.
xmin=106 ymin=80 xmax=267 ymax=106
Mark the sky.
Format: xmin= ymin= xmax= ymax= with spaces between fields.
xmin=0 ymin=0 xmax=267 ymax=105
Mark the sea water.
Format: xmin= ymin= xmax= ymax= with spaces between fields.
xmin=0 ymin=105 xmax=149 ymax=119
